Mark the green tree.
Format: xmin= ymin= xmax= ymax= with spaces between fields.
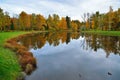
xmin=11 ymin=17 xmax=19 ymax=30
xmin=66 ymin=16 xmax=71 ymax=29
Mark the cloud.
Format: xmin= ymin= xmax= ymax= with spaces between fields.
xmin=0 ymin=0 xmax=120 ymax=21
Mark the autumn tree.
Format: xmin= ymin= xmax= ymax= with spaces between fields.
xmin=0 ymin=9 xmax=11 ymax=31
xmin=71 ymin=20 xmax=81 ymax=31
xmin=74 ymin=20 xmax=81 ymax=30
xmin=108 ymin=6 xmax=113 ymax=30
xmin=86 ymin=20 xmax=89 ymax=29
xmin=116 ymin=8 xmax=120 ymax=30
xmin=81 ymin=13 xmax=87 ymax=29
xmin=3 ymin=12 xmax=11 ymax=30
xmin=46 ymin=14 xmax=60 ymax=30
xmin=58 ymin=17 xmax=67 ymax=30
xmin=19 ymin=11 xmax=30 ymax=30
xmin=29 ymin=13 xmax=36 ymax=30
xmin=91 ymin=20 xmax=95 ymax=29
xmin=53 ymin=14 xmax=60 ymax=30
xmin=92 ymin=11 xmax=100 ymax=29
xmin=98 ymin=14 xmax=104 ymax=30
xmin=46 ymin=15 xmax=54 ymax=30
xmin=71 ymin=21 xmax=78 ymax=31
xmin=35 ymin=14 xmax=46 ymax=30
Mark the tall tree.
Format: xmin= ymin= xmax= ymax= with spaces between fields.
xmin=108 ymin=6 xmax=113 ymax=30
xmin=66 ymin=16 xmax=71 ymax=29
xmin=30 ymin=13 xmax=36 ymax=30
xmin=46 ymin=15 xmax=54 ymax=30
xmin=19 ymin=11 xmax=30 ymax=30
xmin=53 ymin=14 xmax=60 ymax=30
xmin=3 ymin=12 xmax=11 ymax=30
xmin=0 ymin=8 xmax=4 ymax=31
xmin=36 ymin=14 xmax=46 ymax=30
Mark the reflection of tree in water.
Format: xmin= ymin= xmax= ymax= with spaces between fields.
xmin=19 ymin=32 xmax=81 ymax=50
xmin=20 ymin=33 xmax=46 ymax=49
xmin=20 ymin=32 xmax=120 ymax=57
xmin=66 ymin=32 xmax=71 ymax=44
xmin=85 ymin=34 xmax=120 ymax=58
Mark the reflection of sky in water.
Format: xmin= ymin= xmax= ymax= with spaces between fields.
xmin=30 ymin=36 xmax=85 ymax=56
xmin=27 ymin=36 xmax=120 ymax=80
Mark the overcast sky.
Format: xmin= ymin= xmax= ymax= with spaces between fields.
xmin=0 ymin=0 xmax=120 ymax=21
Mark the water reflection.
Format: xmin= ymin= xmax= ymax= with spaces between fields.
xmin=85 ymin=34 xmax=120 ymax=58
xmin=20 ymin=32 xmax=120 ymax=58
xmin=20 ymin=32 xmax=80 ymax=49
xmin=19 ymin=32 xmax=120 ymax=80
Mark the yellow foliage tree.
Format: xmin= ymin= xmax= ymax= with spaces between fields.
xmin=36 ymin=14 xmax=46 ymax=30
xmin=71 ymin=21 xmax=78 ymax=31
xmin=91 ymin=21 xmax=95 ymax=29
xmin=58 ymin=17 xmax=67 ymax=30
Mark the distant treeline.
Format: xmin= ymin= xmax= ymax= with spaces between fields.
xmin=0 ymin=8 xmax=81 ymax=31
xmin=0 ymin=6 xmax=120 ymax=31
xmin=84 ymin=6 xmax=120 ymax=31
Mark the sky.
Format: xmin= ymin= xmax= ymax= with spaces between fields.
xmin=0 ymin=0 xmax=120 ymax=21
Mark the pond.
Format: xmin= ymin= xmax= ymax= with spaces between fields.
xmin=19 ymin=32 xmax=120 ymax=80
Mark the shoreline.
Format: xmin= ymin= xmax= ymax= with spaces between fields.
xmin=82 ymin=30 xmax=120 ymax=36
xmin=0 ymin=31 xmax=37 ymax=80
xmin=1 ymin=30 xmax=120 ymax=80
xmin=4 ymin=33 xmax=37 ymax=74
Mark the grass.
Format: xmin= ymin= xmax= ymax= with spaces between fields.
xmin=83 ymin=30 xmax=120 ymax=36
xmin=0 ymin=31 xmax=29 ymax=80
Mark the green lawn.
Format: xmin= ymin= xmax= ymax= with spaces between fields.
xmin=83 ymin=30 xmax=120 ymax=36
xmin=0 ymin=31 xmax=28 ymax=80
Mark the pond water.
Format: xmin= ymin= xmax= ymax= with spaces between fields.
xmin=19 ymin=32 xmax=120 ymax=80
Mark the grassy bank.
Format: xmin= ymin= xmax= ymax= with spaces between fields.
xmin=0 ymin=31 xmax=29 ymax=80
xmin=83 ymin=30 xmax=120 ymax=36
